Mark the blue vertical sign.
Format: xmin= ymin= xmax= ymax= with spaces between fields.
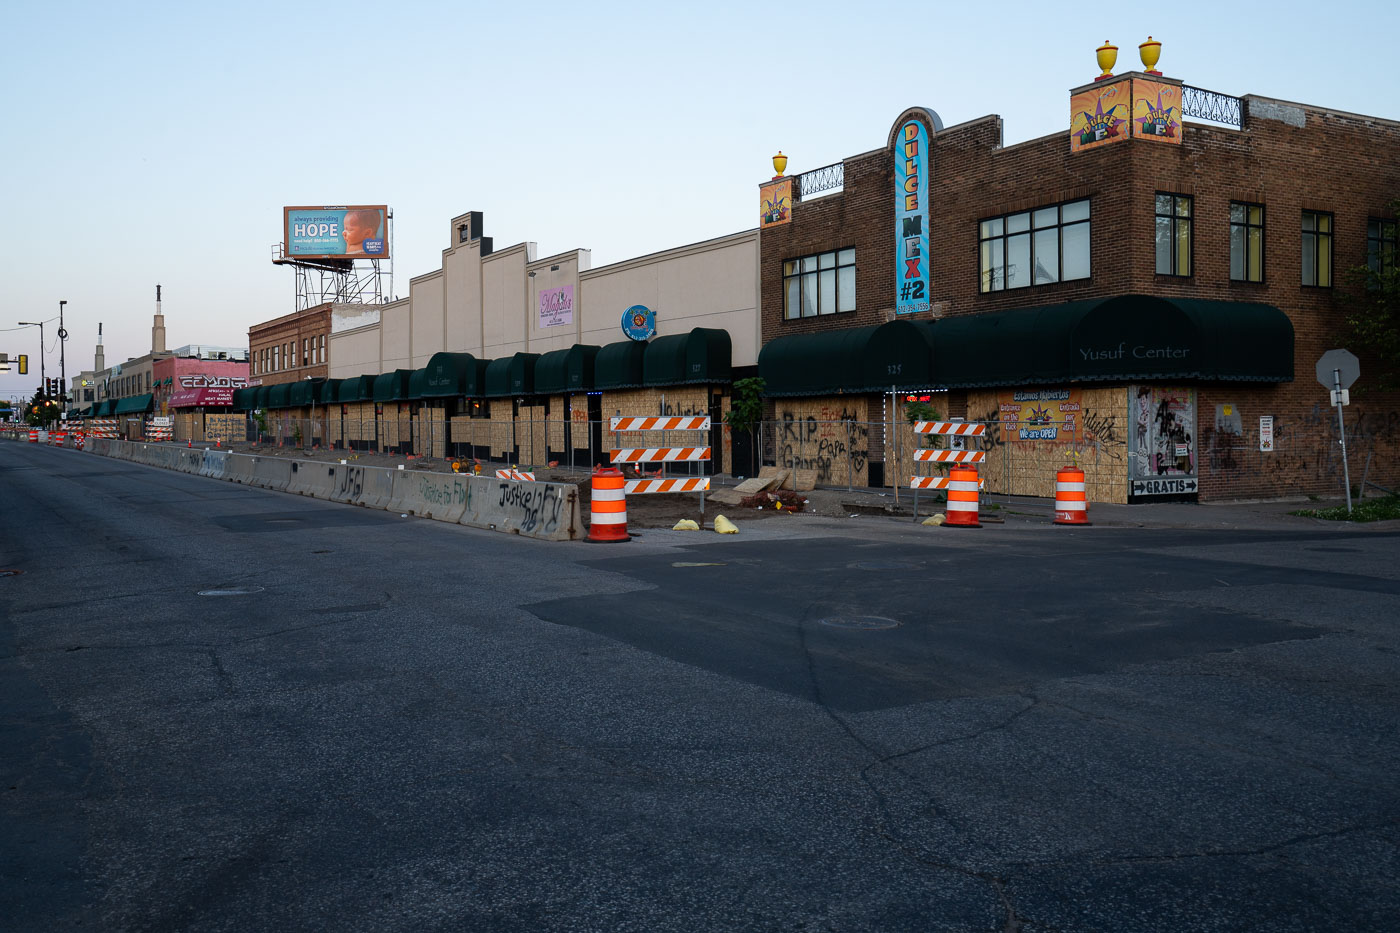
xmin=895 ymin=120 xmax=930 ymax=314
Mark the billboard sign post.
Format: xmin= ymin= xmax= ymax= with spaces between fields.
xmin=283 ymin=206 xmax=389 ymax=260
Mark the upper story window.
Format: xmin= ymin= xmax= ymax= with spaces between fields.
xmin=1155 ymin=193 xmax=1192 ymax=276
xmin=1302 ymin=210 xmax=1333 ymax=287
xmin=1367 ymin=218 xmax=1396 ymax=274
xmin=979 ymin=199 xmax=1090 ymax=292
xmin=783 ymin=248 xmax=855 ymax=319
xmin=1229 ymin=202 xmax=1265 ymax=282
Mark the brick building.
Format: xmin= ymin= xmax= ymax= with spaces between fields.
xmin=756 ymin=65 xmax=1400 ymax=502
xmin=249 ymin=303 xmax=331 ymax=387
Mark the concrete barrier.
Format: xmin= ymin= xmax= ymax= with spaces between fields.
xmin=200 ymin=449 xmax=228 ymax=479
xmin=176 ymin=448 xmax=205 ymax=474
xmin=224 ymin=453 xmax=257 ymax=484
xmin=357 ymin=466 xmax=397 ymax=510
xmin=328 ymin=464 xmax=367 ymax=504
xmin=249 ymin=457 xmax=292 ymax=492
xmin=460 ymin=475 xmax=581 ymax=541
xmin=393 ymin=470 xmax=471 ymax=523
xmin=299 ymin=462 xmax=340 ymax=500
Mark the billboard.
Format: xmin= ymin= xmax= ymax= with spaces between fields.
xmin=284 ymin=205 xmax=389 ymax=260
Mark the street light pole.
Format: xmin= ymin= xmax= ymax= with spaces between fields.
xmin=17 ymin=320 xmax=46 ymax=426
xmin=58 ymin=300 xmax=68 ymax=417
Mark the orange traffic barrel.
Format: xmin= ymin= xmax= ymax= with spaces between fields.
xmin=1054 ymin=466 xmax=1090 ymax=525
xmin=28 ymin=430 xmax=37 ymax=443
xmin=944 ymin=465 xmax=981 ymax=528
xmin=587 ymin=465 xmax=629 ymax=543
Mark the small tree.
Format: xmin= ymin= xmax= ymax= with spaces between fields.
xmin=1339 ymin=203 xmax=1400 ymax=390
xmin=724 ymin=376 xmax=766 ymax=477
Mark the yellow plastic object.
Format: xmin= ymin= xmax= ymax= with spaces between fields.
xmin=922 ymin=513 xmax=946 ymax=526
xmin=713 ymin=514 xmax=739 ymax=534
xmin=672 ymin=519 xmax=700 ymax=531
xmin=1095 ymin=40 xmax=1117 ymax=78
xmin=1139 ymin=36 xmax=1161 ymax=72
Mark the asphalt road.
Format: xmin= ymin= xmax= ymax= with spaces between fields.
xmin=3 ymin=440 xmax=1399 ymax=932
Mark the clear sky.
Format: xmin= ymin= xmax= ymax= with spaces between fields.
xmin=2 ymin=0 xmax=1396 ymax=403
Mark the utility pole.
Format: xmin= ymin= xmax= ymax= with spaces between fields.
xmin=59 ymin=300 xmax=68 ymax=416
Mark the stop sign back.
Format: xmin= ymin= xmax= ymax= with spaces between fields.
xmin=1316 ymin=349 xmax=1359 ymax=389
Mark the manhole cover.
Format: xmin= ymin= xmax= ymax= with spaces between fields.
xmin=847 ymin=560 xmax=918 ymax=571
xmin=197 ymin=585 xmax=265 ymax=597
xmin=818 ymin=616 xmax=901 ymax=630
xmin=0 ymin=569 xmax=22 ymax=577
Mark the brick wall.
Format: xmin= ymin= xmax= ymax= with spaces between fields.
xmin=761 ymin=96 xmax=1400 ymax=501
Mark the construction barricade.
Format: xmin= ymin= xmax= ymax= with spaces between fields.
xmin=1054 ymin=465 xmax=1091 ymax=525
xmin=587 ymin=466 xmax=629 ymax=542
xmin=911 ymin=420 xmax=986 ymax=528
xmin=608 ymin=415 xmax=711 ymax=513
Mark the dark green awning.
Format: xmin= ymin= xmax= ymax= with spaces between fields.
xmin=92 ymin=400 xmax=114 ymax=417
xmin=113 ymin=394 xmax=154 ymax=415
xmin=288 ymin=379 xmax=325 ymax=407
xmin=231 ymin=388 xmax=256 ymax=411
xmin=483 ymin=354 xmax=539 ymax=398
xmin=422 ymin=352 xmax=486 ymax=398
xmin=534 ymin=345 xmax=600 ymax=394
xmin=252 ymin=386 xmax=270 ymax=409
xmin=338 ymin=375 xmax=375 ymax=402
xmin=759 ymin=320 xmax=936 ymax=396
xmin=266 ymin=383 xmax=292 ymax=410
xmin=938 ymin=295 xmax=1295 ymax=387
xmin=408 ymin=369 xmax=427 ymax=400
xmin=594 ymin=341 xmax=647 ymax=390
xmin=372 ymin=369 xmax=416 ymax=403
xmin=315 ymin=379 xmax=341 ymax=404
xmin=643 ymin=328 xmax=732 ymax=386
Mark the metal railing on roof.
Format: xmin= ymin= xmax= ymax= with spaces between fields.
xmin=1181 ymin=85 xmax=1243 ymax=127
xmin=796 ymin=162 xmax=844 ymax=199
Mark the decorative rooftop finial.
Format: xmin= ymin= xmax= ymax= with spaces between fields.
xmin=772 ymin=151 xmax=788 ymax=179
xmin=1095 ymin=40 xmax=1118 ymax=81
xmin=1139 ymin=36 xmax=1162 ymax=75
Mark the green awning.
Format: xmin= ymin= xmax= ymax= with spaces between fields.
xmin=266 ymin=383 xmax=292 ymax=409
xmin=534 ymin=345 xmax=600 ymax=394
xmin=643 ymin=327 xmax=732 ymax=386
xmin=408 ymin=369 xmax=427 ymax=400
xmin=91 ymin=400 xmax=114 ymax=417
xmin=372 ymin=369 xmax=415 ymax=402
xmin=252 ymin=386 xmax=271 ymax=409
xmin=595 ymin=340 xmax=647 ymax=390
xmin=483 ymin=353 xmax=539 ymax=398
xmin=114 ymin=394 xmax=154 ymax=415
xmin=759 ymin=320 xmax=936 ymax=396
xmin=315 ymin=379 xmax=341 ymax=404
xmin=937 ymin=295 xmax=1294 ymax=387
xmin=231 ymin=387 xmax=257 ymax=411
xmin=422 ymin=352 xmax=486 ymax=398
xmin=288 ymin=379 xmax=325 ymax=407
xmin=338 ymin=375 xmax=375 ymax=402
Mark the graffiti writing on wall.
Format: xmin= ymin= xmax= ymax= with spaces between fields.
xmin=419 ymin=476 xmax=468 ymax=506
xmin=1134 ymin=387 xmax=1195 ymax=478
xmin=776 ymin=407 xmax=869 ymax=482
xmin=497 ymin=481 xmax=564 ymax=534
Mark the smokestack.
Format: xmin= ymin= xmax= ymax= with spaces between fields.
xmin=152 ymin=283 xmax=167 ymax=354
xmin=95 ymin=322 xmax=105 ymax=373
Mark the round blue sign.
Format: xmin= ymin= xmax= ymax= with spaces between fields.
xmin=621 ymin=305 xmax=656 ymax=341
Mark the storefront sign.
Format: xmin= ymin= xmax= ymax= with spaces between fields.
xmin=1070 ymin=81 xmax=1128 ymax=152
xmin=998 ymin=388 xmax=1082 ymax=443
xmin=621 ymin=305 xmax=656 ymax=342
xmin=759 ymin=178 xmax=791 ymax=228
xmin=1132 ymin=477 xmax=1198 ymax=496
xmin=894 ymin=120 xmax=930 ymax=314
xmin=538 ymin=286 xmax=574 ymax=328
xmin=1133 ymin=80 xmax=1182 ymax=144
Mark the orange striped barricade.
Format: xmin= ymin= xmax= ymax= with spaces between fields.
xmin=910 ymin=421 xmax=987 ymax=525
xmin=1054 ymin=465 xmax=1090 ymax=525
xmin=609 ymin=415 xmax=711 ymax=514
xmin=495 ymin=468 xmax=536 ymax=482
xmin=587 ymin=465 xmax=629 ymax=542
xmin=28 ymin=430 xmax=38 ymax=443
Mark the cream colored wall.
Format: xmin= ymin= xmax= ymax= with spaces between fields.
xmin=410 ymin=271 xmax=444 ymax=367
xmin=481 ymin=243 xmax=531 ymax=358
xmin=579 ymin=230 xmax=759 ymax=366
xmin=382 ymin=301 xmax=412 ymax=371
xmin=329 ymin=326 xmax=382 ymax=379
xmin=443 ymin=241 xmax=483 ymax=355
xmin=525 ymin=250 xmax=587 ymax=354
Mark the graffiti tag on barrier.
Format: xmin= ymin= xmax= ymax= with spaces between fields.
xmin=497 ymin=481 xmax=563 ymax=534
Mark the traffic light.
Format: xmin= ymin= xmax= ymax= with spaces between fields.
xmin=17 ymin=354 xmax=27 ymax=375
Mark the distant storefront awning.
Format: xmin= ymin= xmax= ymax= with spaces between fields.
xmin=643 ymin=327 xmax=733 ymax=386
xmin=760 ymin=320 xmax=937 ymax=396
xmin=167 ymin=387 xmax=236 ymax=408
xmin=113 ymin=394 xmax=154 ymax=415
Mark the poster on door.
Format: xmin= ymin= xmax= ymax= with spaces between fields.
xmin=1130 ymin=386 xmax=1198 ymax=498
